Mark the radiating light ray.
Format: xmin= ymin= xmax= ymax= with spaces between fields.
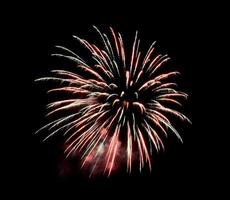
xmin=36 ymin=26 xmax=191 ymax=176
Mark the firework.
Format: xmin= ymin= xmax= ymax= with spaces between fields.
xmin=35 ymin=26 xmax=191 ymax=176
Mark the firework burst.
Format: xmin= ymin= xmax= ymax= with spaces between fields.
xmin=35 ymin=26 xmax=191 ymax=176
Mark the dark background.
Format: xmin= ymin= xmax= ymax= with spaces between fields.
xmin=7 ymin=1 xmax=209 ymax=198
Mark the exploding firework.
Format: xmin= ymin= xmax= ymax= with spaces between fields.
xmin=35 ymin=26 xmax=191 ymax=176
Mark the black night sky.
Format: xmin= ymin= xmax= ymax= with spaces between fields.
xmin=7 ymin=2 xmax=208 ymax=198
